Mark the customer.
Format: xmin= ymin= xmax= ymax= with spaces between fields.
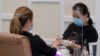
xmin=10 ymin=6 xmax=60 ymax=56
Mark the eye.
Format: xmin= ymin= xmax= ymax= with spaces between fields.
xmin=73 ymin=15 xmax=79 ymax=18
xmin=73 ymin=15 xmax=75 ymax=17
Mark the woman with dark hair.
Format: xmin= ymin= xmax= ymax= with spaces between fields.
xmin=62 ymin=2 xmax=98 ymax=54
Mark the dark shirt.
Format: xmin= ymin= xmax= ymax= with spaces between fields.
xmin=83 ymin=24 xmax=98 ymax=51
xmin=21 ymin=31 xmax=57 ymax=56
xmin=63 ymin=23 xmax=83 ymax=45
xmin=63 ymin=23 xmax=98 ymax=51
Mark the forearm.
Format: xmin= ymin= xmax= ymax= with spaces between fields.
xmin=71 ymin=43 xmax=81 ymax=49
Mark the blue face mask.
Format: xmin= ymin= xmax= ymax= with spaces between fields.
xmin=73 ymin=18 xmax=83 ymax=26
xmin=29 ymin=25 xmax=33 ymax=33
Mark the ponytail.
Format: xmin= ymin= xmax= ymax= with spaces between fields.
xmin=10 ymin=16 xmax=22 ymax=34
xmin=88 ymin=17 xmax=93 ymax=25
xmin=10 ymin=6 xmax=33 ymax=34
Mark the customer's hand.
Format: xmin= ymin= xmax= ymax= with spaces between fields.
xmin=51 ymin=39 xmax=60 ymax=48
xmin=57 ymin=34 xmax=63 ymax=40
xmin=60 ymin=40 xmax=72 ymax=47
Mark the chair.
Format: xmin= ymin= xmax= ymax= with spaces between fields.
xmin=0 ymin=32 xmax=32 ymax=56
xmin=89 ymin=42 xmax=97 ymax=56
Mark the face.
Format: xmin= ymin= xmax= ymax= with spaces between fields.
xmin=72 ymin=10 xmax=88 ymax=26
xmin=27 ymin=19 xmax=33 ymax=31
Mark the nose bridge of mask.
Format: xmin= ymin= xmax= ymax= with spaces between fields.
xmin=74 ymin=18 xmax=83 ymax=22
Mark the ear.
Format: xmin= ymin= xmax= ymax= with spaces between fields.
xmin=26 ymin=19 xmax=30 ymax=25
xmin=84 ymin=14 xmax=88 ymax=17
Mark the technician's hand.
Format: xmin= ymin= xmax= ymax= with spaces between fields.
xmin=60 ymin=40 xmax=72 ymax=47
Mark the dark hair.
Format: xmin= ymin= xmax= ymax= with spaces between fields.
xmin=73 ymin=2 xmax=93 ymax=25
xmin=10 ymin=6 xmax=33 ymax=34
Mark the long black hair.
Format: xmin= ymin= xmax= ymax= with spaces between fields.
xmin=73 ymin=2 xmax=93 ymax=25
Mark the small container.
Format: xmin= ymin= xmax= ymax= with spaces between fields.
xmin=73 ymin=48 xmax=81 ymax=56
xmin=58 ymin=46 xmax=70 ymax=56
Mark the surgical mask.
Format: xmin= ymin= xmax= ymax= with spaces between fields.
xmin=29 ymin=25 xmax=33 ymax=33
xmin=73 ymin=18 xmax=83 ymax=26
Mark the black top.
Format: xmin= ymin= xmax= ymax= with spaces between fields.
xmin=63 ymin=23 xmax=98 ymax=51
xmin=21 ymin=31 xmax=57 ymax=56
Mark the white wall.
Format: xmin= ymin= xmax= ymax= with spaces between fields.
xmin=0 ymin=15 xmax=1 ymax=31
xmin=0 ymin=0 xmax=62 ymax=41
xmin=31 ymin=2 xmax=60 ymax=39
xmin=96 ymin=0 xmax=100 ymax=56
xmin=0 ymin=0 xmax=2 ymax=32
xmin=2 ymin=0 xmax=27 ymax=13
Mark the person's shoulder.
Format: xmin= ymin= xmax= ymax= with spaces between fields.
xmin=69 ymin=23 xmax=76 ymax=26
xmin=21 ymin=31 xmax=31 ymax=36
xmin=69 ymin=23 xmax=74 ymax=26
xmin=33 ymin=35 xmax=40 ymax=38
xmin=67 ymin=23 xmax=77 ymax=28
xmin=86 ymin=25 xmax=97 ymax=32
xmin=33 ymin=34 xmax=43 ymax=40
xmin=33 ymin=35 xmax=46 ymax=44
xmin=88 ymin=25 xmax=96 ymax=30
xmin=21 ymin=31 xmax=40 ymax=38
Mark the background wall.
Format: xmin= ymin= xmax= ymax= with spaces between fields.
xmin=31 ymin=2 xmax=60 ymax=39
xmin=65 ymin=0 xmax=95 ymax=16
xmin=0 ymin=0 xmax=95 ymax=40
xmin=0 ymin=0 xmax=61 ymax=42
xmin=2 ymin=0 xmax=27 ymax=13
